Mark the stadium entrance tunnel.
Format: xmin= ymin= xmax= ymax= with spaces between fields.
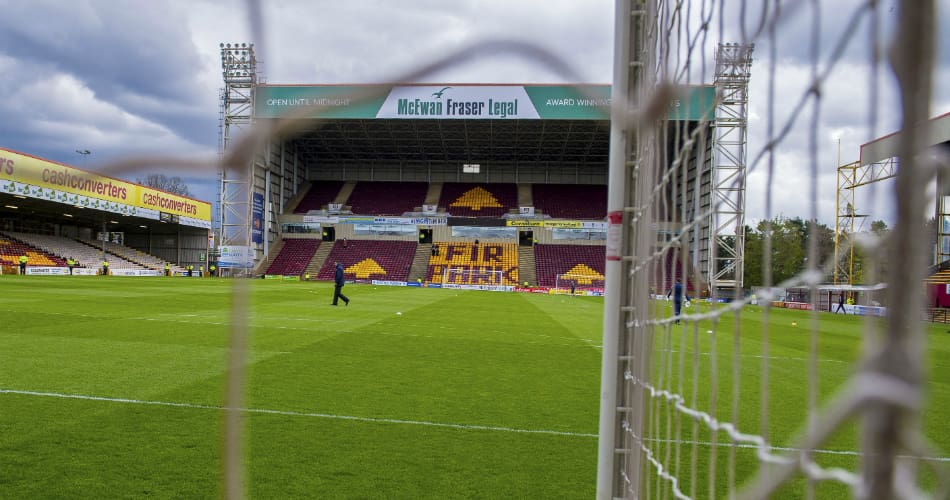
xmin=419 ymin=228 xmax=432 ymax=244
xmin=519 ymin=230 xmax=534 ymax=246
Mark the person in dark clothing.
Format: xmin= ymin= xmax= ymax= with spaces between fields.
xmin=667 ymin=280 xmax=691 ymax=324
xmin=332 ymin=262 xmax=350 ymax=306
xmin=834 ymin=293 xmax=846 ymax=314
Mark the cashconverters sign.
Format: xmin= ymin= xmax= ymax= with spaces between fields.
xmin=255 ymin=84 xmax=716 ymax=122
xmin=0 ymin=148 xmax=212 ymax=228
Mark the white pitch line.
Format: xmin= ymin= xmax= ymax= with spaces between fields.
xmin=662 ymin=349 xmax=850 ymax=365
xmin=5 ymin=388 xmax=950 ymax=463
xmin=0 ymin=389 xmax=595 ymax=438
xmin=644 ymin=438 xmax=950 ymax=463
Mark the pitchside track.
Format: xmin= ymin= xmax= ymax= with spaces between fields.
xmin=1 ymin=277 xmax=948 ymax=497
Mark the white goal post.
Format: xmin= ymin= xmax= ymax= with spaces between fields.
xmin=442 ymin=267 xmax=505 ymax=285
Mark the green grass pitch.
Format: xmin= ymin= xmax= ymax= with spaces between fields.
xmin=0 ymin=276 xmax=948 ymax=498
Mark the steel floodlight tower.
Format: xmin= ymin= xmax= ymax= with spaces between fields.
xmin=833 ymin=158 xmax=898 ymax=285
xmin=220 ymin=42 xmax=257 ymax=274
xmin=709 ymin=43 xmax=753 ymax=292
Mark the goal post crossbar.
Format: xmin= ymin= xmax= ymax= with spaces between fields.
xmin=442 ymin=267 xmax=506 ymax=285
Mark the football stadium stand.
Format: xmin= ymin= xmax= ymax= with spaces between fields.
xmin=534 ymin=244 xmax=606 ymax=289
xmin=531 ymin=183 xmax=607 ymax=219
xmin=317 ymin=240 xmax=417 ymax=282
xmin=346 ymin=181 xmax=429 ymax=216
xmin=76 ymin=237 xmax=180 ymax=271
xmin=439 ymin=183 xmax=518 ymax=217
xmin=0 ymin=234 xmax=69 ymax=268
xmin=293 ymin=181 xmax=345 ymax=214
xmin=426 ymin=241 xmax=520 ymax=286
xmin=4 ymin=232 xmax=187 ymax=272
xmin=264 ymin=238 xmax=321 ymax=276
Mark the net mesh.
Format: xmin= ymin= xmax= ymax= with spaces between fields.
xmin=599 ymin=0 xmax=947 ymax=498
xmin=68 ymin=0 xmax=946 ymax=497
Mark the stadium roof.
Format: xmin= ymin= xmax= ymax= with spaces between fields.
xmin=290 ymin=118 xmax=610 ymax=166
xmin=254 ymin=84 xmax=715 ymax=168
xmin=860 ymin=111 xmax=950 ymax=165
xmin=0 ymin=147 xmax=212 ymax=232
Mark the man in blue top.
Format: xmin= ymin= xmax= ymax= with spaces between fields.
xmin=332 ymin=262 xmax=350 ymax=306
xmin=667 ymin=280 xmax=690 ymax=324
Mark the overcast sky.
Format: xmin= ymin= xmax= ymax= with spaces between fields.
xmin=0 ymin=0 xmax=947 ymax=227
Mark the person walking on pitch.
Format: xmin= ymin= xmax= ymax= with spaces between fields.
xmin=332 ymin=262 xmax=350 ymax=306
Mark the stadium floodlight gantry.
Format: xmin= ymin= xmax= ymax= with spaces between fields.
xmin=834 ymin=112 xmax=950 ymax=286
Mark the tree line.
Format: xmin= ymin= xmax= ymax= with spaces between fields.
xmin=740 ymin=216 xmax=935 ymax=287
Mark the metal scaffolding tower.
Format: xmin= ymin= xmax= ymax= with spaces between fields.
xmin=833 ymin=158 xmax=897 ymax=285
xmin=709 ymin=43 xmax=753 ymax=291
xmin=219 ymin=42 xmax=257 ymax=265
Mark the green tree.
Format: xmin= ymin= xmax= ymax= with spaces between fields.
xmin=743 ymin=224 xmax=763 ymax=287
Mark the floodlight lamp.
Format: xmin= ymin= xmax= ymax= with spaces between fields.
xmin=226 ymin=43 xmax=231 ymax=48
xmin=242 ymin=43 xmax=246 ymax=47
xmin=219 ymin=43 xmax=224 ymax=48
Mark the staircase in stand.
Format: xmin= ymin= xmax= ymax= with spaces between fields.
xmin=518 ymin=246 xmax=537 ymax=287
xmin=304 ymin=241 xmax=333 ymax=280
xmin=407 ymin=243 xmax=432 ymax=283
xmin=255 ymin=240 xmax=286 ymax=275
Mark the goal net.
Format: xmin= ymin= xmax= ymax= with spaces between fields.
xmin=598 ymin=0 xmax=942 ymax=498
xmin=442 ymin=267 xmax=505 ymax=285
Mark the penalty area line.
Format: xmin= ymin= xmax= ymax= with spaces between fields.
xmin=6 ymin=389 xmax=950 ymax=462
xmin=0 ymin=388 xmax=595 ymax=439
xmin=643 ymin=438 xmax=950 ymax=463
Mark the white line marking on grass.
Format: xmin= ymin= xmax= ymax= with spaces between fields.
xmin=0 ymin=389 xmax=596 ymax=438
xmin=663 ymin=349 xmax=850 ymax=365
xmin=645 ymin=438 xmax=950 ymax=463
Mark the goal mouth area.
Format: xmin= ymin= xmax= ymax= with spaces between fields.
xmin=440 ymin=267 xmax=513 ymax=286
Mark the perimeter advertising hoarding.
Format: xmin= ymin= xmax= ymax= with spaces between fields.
xmin=506 ymin=220 xmax=607 ymax=229
xmin=217 ymin=245 xmax=254 ymax=268
xmin=0 ymin=148 xmax=212 ymax=228
xmin=255 ymin=84 xmax=716 ymax=122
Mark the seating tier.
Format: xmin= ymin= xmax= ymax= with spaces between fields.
xmin=439 ymin=183 xmax=517 ymax=217
xmin=265 ymin=239 xmax=321 ymax=276
xmin=531 ymin=183 xmax=607 ymax=219
xmin=317 ymin=240 xmax=417 ymax=282
xmin=534 ymin=244 xmax=606 ymax=288
xmin=425 ymin=242 xmax=519 ymax=286
xmin=346 ymin=181 xmax=429 ymax=216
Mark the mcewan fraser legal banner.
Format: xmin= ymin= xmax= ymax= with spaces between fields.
xmin=0 ymin=148 xmax=212 ymax=227
xmin=254 ymin=84 xmax=716 ymax=122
